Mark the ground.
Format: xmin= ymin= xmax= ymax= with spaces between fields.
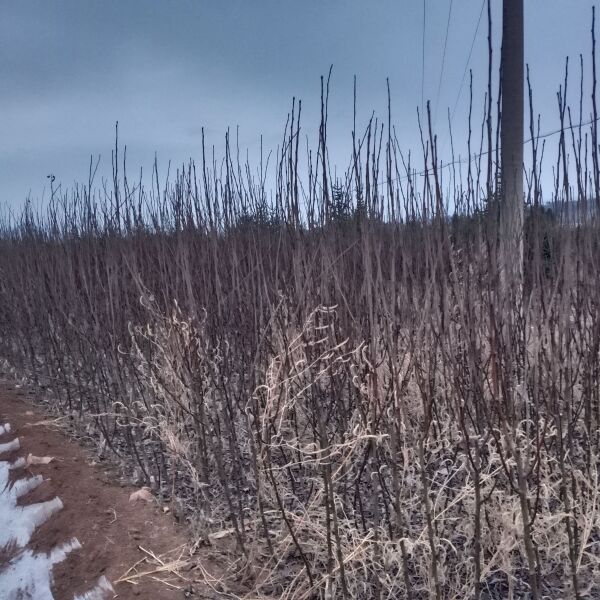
xmin=0 ymin=383 xmax=219 ymax=600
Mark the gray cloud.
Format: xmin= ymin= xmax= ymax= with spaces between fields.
xmin=1 ymin=1 xmax=597 ymax=207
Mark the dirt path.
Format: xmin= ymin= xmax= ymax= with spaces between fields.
xmin=0 ymin=385 xmax=217 ymax=599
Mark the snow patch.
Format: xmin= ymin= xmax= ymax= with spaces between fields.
xmin=74 ymin=576 xmax=114 ymax=600
xmin=11 ymin=473 xmax=44 ymax=499
xmin=0 ymin=538 xmax=81 ymax=600
xmin=0 ymin=458 xmax=64 ymax=549
xmin=0 ymin=437 xmax=20 ymax=455
xmin=10 ymin=456 xmax=27 ymax=469
xmin=0 ymin=425 xmax=115 ymax=599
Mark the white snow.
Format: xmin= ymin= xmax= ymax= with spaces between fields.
xmin=0 ymin=423 xmax=114 ymax=599
xmin=0 ymin=538 xmax=82 ymax=600
xmin=0 ymin=459 xmax=64 ymax=549
xmin=74 ymin=576 xmax=114 ymax=600
xmin=0 ymin=436 xmax=20 ymax=455
xmin=10 ymin=456 xmax=27 ymax=469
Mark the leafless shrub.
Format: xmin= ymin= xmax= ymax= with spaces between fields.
xmin=2 ymin=16 xmax=600 ymax=599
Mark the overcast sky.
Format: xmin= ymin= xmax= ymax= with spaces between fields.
xmin=0 ymin=1 xmax=597 ymax=208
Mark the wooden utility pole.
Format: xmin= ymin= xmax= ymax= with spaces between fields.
xmin=501 ymin=4 xmax=540 ymax=600
xmin=501 ymin=0 xmax=524 ymax=280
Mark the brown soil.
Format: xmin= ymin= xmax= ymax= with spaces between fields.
xmin=0 ymin=385 xmax=220 ymax=600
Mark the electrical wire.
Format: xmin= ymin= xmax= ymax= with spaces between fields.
xmin=421 ymin=0 xmax=426 ymax=116
xmin=434 ymin=0 xmax=454 ymax=127
xmin=449 ymin=0 xmax=486 ymax=127
xmin=378 ymin=115 xmax=600 ymax=186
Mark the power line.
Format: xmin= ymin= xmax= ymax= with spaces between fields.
xmin=421 ymin=0 xmax=426 ymax=116
xmin=449 ymin=0 xmax=486 ymax=127
xmin=434 ymin=0 xmax=454 ymax=127
xmin=315 ymin=115 xmax=597 ymax=195
xmin=379 ymin=115 xmax=600 ymax=186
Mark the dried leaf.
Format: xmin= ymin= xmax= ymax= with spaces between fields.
xmin=26 ymin=453 xmax=54 ymax=466
xmin=129 ymin=487 xmax=154 ymax=504
xmin=208 ymin=528 xmax=235 ymax=541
